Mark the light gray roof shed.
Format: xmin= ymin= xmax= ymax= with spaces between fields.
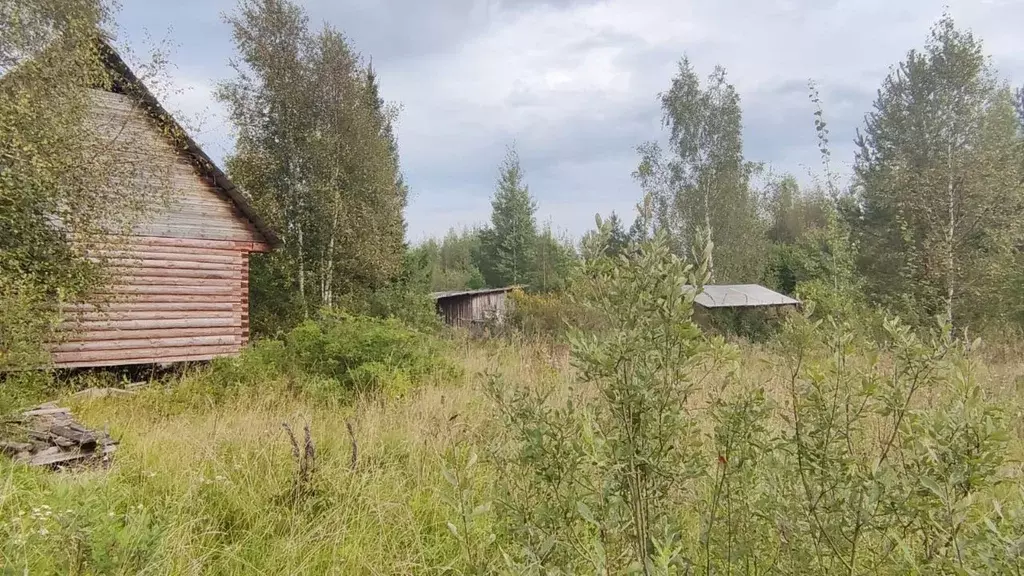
xmin=684 ymin=284 xmax=801 ymax=309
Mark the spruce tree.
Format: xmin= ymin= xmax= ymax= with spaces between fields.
xmin=480 ymin=147 xmax=538 ymax=287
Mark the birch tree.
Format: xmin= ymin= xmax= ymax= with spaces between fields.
xmin=635 ymin=58 xmax=765 ymax=283
xmin=854 ymin=14 xmax=1024 ymax=327
xmin=219 ymin=0 xmax=407 ymax=332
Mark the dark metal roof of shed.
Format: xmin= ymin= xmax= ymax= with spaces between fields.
xmin=684 ymin=284 xmax=801 ymax=309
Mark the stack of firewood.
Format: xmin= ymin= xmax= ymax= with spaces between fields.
xmin=0 ymin=402 xmax=117 ymax=467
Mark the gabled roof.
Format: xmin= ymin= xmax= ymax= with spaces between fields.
xmin=684 ymin=284 xmax=801 ymax=309
xmin=96 ymin=38 xmax=281 ymax=248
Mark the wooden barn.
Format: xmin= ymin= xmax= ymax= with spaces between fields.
xmin=430 ymin=287 xmax=516 ymax=329
xmin=47 ymin=40 xmax=280 ymax=369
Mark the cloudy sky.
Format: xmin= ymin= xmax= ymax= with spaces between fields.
xmin=113 ymin=0 xmax=1024 ymax=242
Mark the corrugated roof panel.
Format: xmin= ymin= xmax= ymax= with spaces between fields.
xmin=683 ymin=284 xmax=801 ymax=309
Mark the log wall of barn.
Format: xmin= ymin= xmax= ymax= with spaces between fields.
xmin=48 ymin=90 xmax=268 ymax=369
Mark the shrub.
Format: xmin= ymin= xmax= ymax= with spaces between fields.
xmin=506 ymin=287 xmax=602 ymax=340
xmin=285 ymin=310 xmax=460 ymax=393
xmin=483 ymin=233 xmax=1023 ymax=575
xmin=334 ymin=286 xmax=443 ymax=333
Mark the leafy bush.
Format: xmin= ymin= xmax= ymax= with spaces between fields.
xmin=206 ymin=311 xmax=458 ymax=401
xmin=482 ymin=233 xmax=1024 ymax=575
xmin=506 ymin=287 xmax=603 ymax=340
xmin=285 ymin=311 xmax=459 ymax=393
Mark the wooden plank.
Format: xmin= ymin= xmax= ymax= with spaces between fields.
xmin=103 ymin=259 xmax=243 ymax=272
xmin=96 ymin=285 xmax=239 ymax=296
xmin=89 ymin=250 xmax=242 ymax=264
xmin=152 ymin=205 xmax=248 ymax=219
xmin=86 ymin=293 xmax=238 ymax=304
xmin=82 ymin=235 xmax=255 ymax=251
xmin=52 ymin=344 xmax=240 ymax=364
xmin=65 ymin=310 xmax=237 ymax=322
xmin=82 ymin=240 xmax=245 ymax=255
xmin=114 ymin=276 xmax=240 ymax=288
xmin=60 ymin=318 xmax=240 ymax=331
xmin=59 ymin=327 xmax=242 ymax=341
xmin=54 ymin=352 xmax=233 ymax=369
xmin=131 ymin=225 xmax=257 ymax=242
xmin=29 ymin=449 xmax=91 ymax=467
xmin=59 ymin=302 xmax=238 ymax=313
xmin=53 ymin=335 xmax=240 ymax=353
xmin=139 ymin=214 xmax=254 ymax=231
xmin=103 ymin=267 xmax=240 ymax=280
xmin=49 ymin=425 xmax=97 ymax=447
xmin=22 ymin=407 xmax=71 ymax=417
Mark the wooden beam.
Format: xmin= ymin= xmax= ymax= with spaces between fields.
xmin=88 ymin=251 xmax=241 ymax=264
xmin=53 ymin=335 xmax=239 ymax=353
xmin=60 ymin=327 xmax=241 ymax=341
xmin=59 ymin=302 xmax=238 ymax=313
xmin=60 ymin=318 xmax=240 ymax=331
xmin=53 ymin=352 xmax=232 ymax=369
xmin=52 ymin=344 xmax=240 ymax=364
xmin=65 ymin=310 xmax=236 ymax=322
xmin=97 ymin=285 xmax=239 ymax=296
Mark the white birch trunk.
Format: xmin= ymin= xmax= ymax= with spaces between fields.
xmin=945 ymin=140 xmax=956 ymax=325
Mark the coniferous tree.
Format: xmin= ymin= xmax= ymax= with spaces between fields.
xmin=853 ymin=14 xmax=1024 ymax=327
xmin=480 ymin=147 xmax=538 ymax=287
xmin=605 ymin=212 xmax=629 ymax=257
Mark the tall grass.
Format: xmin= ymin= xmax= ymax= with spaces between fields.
xmin=1 ymin=319 xmax=1023 ymax=574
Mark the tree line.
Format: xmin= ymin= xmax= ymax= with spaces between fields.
xmin=412 ymin=13 xmax=1024 ymax=334
xmin=3 ymin=0 xmax=1024 ymax=368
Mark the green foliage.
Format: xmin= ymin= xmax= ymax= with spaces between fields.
xmin=219 ymin=0 xmax=407 ymax=327
xmin=0 ymin=0 xmax=172 ymax=368
xmin=407 ymin=228 xmax=487 ymax=293
xmin=634 ymin=58 xmax=766 ymax=283
xmin=488 ymin=233 xmax=727 ymax=573
xmin=480 ymin=146 xmax=538 ymax=287
xmin=486 ymin=234 xmax=1024 ymax=575
xmin=853 ymin=14 xmax=1024 ymax=328
xmin=506 ymin=287 xmax=601 ymax=340
xmin=284 ymin=311 xmax=459 ymax=393
xmin=0 ymin=275 xmax=62 ymax=372
xmin=248 ymin=252 xmax=305 ymax=338
xmin=531 ymin=224 xmax=576 ymax=293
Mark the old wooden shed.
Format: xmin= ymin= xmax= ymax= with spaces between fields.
xmin=430 ymin=287 xmax=517 ymax=328
xmin=47 ymin=40 xmax=279 ymax=369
